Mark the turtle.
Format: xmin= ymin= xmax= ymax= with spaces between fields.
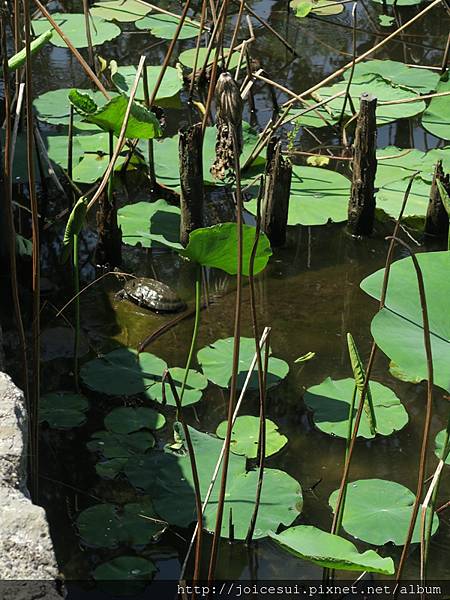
xmin=116 ymin=278 xmax=186 ymax=313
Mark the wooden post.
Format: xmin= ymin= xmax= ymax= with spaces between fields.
xmin=179 ymin=123 xmax=204 ymax=247
xmin=96 ymin=189 xmax=122 ymax=267
xmin=425 ymin=161 xmax=450 ymax=238
xmin=261 ymin=137 xmax=292 ymax=247
xmin=348 ymin=93 xmax=377 ymax=236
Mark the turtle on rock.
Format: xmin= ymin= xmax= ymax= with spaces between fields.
xmin=116 ymin=278 xmax=186 ymax=313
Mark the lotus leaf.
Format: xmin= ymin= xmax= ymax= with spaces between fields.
xmin=150 ymin=367 xmax=208 ymax=407
xmin=76 ymin=500 xmax=164 ymax=548
xmin=69 ymin=91 xmax=162 ymax=139
xmin=435 ymin=429 xmax=450 ymax=465
xmin=247 ymin=165 xmax=350 ymax=226
xmin=91 ymin=0 xmax=151 ymax=22
xmin=80 ymin=347 xmax=167 ymax=397
xmin=117 ymin=199 xmax=182 ymax=250
xmin=112 ymin=65 xmax=183 ymax=102
xmin=32 ymin=13 xmax=121 ymax=48
xmin=40 ymin=392 xmax=89 ymax=429
xmin=269 ymin=526 xmax=395 ymax=574
xmin=197 ymin=337 xmax=289 ymax=390
xmin=304 ymin=377 xmax=408 ymax=439
xmin=343 ymin=60 xmax=439 ymax=94
xmin=93 ymin=556 xmax=156 ymax=583
xmin=104 ymin=407 xmax=166 ymax=434
xmin=179 ymin=47 xmax=240 ymax=71
xmin=291 ymin=0 xmax=344 ymax=16
xmin=329 ymin=479 xmax=439 ymax=545
xmin=135 ymin=13 xmax=199 ymax=39
xmin=179 ymin=223 xmax=272 ymax=275
xmin=422 ymin=78 xmax=450 ymax=140
xmin=361 ymin=251 xmax=450 ymax=392
xmin=87 ymin=430 xmax=155 ymax=459
xmin=216 ymin=416 xmax=288 ymax=458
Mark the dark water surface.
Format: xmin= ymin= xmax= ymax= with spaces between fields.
xmin=13 ymin=0 xmax=450 ymax=592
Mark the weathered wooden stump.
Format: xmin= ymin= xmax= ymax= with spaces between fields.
xmin=179 ymin=123 xmax=204 ymax=247
xmin=348 ymin=93 xmax=377 ymax=236
xmin=96 ymin=188 xmax=122 ymax=267
xmin=261 ymin=137 xmax=292 ymax=247
xmin=425 ymin=161 xmax=450 ymax=238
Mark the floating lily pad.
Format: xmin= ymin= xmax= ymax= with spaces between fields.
xmin=203 ymin=468 xmax=302 ymax=539
xmin=247 ymin=165 xmax=350 ymax=226
xmin=112 ymin=65 xmax=183 ymax=102
xmin=422 ymin=77 xmax=450 ymax=141
xmin=87 ymin=430 xmax=155 ymax=459
xmin=376 ymin=176 xmax=431 ymax=220
xmin=150 ymin=367 xmax=208 ymax=407
xmin=93 ymin=556 xmax=157 ymax=588
xmin=329 ymin=479 xmax=439 ymax=545
xmin=69 ymin=90 xmax=162 ymax=140
xmin=269 ymin=526 xmax=394 ymax=574
xmin=80 ymin=348 xmax=167 ymax=397
xmin=361 ymin=251 xmax=450 ymax=392
xmin=291 ymin=0 xmax=344 ymax=16
xmin=197 ymin=337 xmax=289 ymax=390
xmin=45 ymin=134 xmax=84 ymax=171
xmin=435 ymin=429 xmax=450 ymax=464
xmin=34 ymin=88 xmax=113 ymax=130
xmin=96 ymin=457 xmax=129 ymax=480
xmin=118 ymin=199 xmax=182 ymax=250
xmin=179 ymin=47 xmax=240 ymax=71
xmin=304 ymin=377 xmax=408 ymax=439
xmin=179 ymin=223 xmax=272 ymax=275
xmin=216 ymin=416 xmax=288 ymax=458
xmin=135 ymin=13 xmax=199 ymax=39
xmin=91 ymin=0 xmax=151 ymax=22
xmin=76 ymin=500 xmax=164 ymax=548
xmin=343 ymin=60 xmax=439 ymax=94
xmin=124 ymin=424 xmax=302 ymax=538
xmin=40 ymin=392 xmax=89 ymax=429
xmin=104 ymin=407 xmax=166 ymax=434
xmin=32 ymin=13 xmax=121 ymax=48
xmin=376 ymin=146 xmax=450 ymax=187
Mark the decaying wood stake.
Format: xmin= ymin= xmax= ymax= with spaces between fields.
xmin=261 ymin=137 xmax=292 ymax=247
xmin=425 ymin=161 xmax=450 ymax=238
xmin=96 ymin=189 xmax=122 ymax=267
xmin=179 ymin=123 xmax=204 ymax=247
xmin=348 ymin=93 xmax=377 ymax=236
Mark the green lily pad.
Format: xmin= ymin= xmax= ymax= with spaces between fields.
xmin=135 ymin=13 xmax=199 ymax=39
xmin=112 ymin=65 xmax=183 ymax=102
xmin=304 ymin=377 xmax=408 ymax=439
xmin=376 ymin=176 xmax=431 ymax=220
xmin=435 ymin=429 xmax=450 ymax=464
xmin=91 ymin=0 xmax=151 ymax=22
xmin=247 ymin=165 xmax=350 ymax=226
xmin=203 ymin=468 xmax=302 ymax=539
xmin=45 ymin=134 xmax=84 ymax=171
xmin=197 ymin=337 xmax=289 ymax=390
xmin=96 ymin=457 xmax=129 ymax=480
xmin=93 ymin=555 xmax=157 ymax=583
xmin=150 ymin=367 xmax=208 ymax=407
xmin=179 ymin=47 xmax=240 ymax=71
xmin=104 ymin=407 xmax=166 ymax=434
xmin=69 ymin=90 xmax=162 ymax=140
xmin=87 ymin=430 xmax=155 ymax=459
xmin=291 ymin=0 xmax=344 ymax=16
xmin=216 ymin=416 xmax=288 ymax=458
xmin=378 ymin=15 xmax=395 ymax=27
xmin=422 ymin=77 xmax=450 ymax=141
xmin=179 ymin=223 xmax=272 ymax=275
xmin=117 ymin=199 xmax=182 ymax=250
xmin=329 ymin=479 xmax=439 ymax=545
xmin=76 ymin=500 xmax=164 ymax=548
xmin=376 ymin=146 xmax=450 ymax=187
xmin=269 ymin=526 xmax=395 ymax=574
xmin=40 ymin=392 xmax=89 ymax=429
xmin=32 ymin=13 xmax=121 ymax=48
xmin=343 ymin=60 xmax=439 ymax=94
xmin=124 ymin=424 xmax=302 ymax=538
xmin=80 ymin=348 xmax=167 ymax=397
xmin=361 ymin=251 xmax=450 ymax=392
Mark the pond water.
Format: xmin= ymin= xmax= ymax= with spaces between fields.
xmin=3 ymin=0 xmax=450 ymax=595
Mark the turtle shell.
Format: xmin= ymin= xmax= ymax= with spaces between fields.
xmin=122 ymin=278 xmax=186 ymax=313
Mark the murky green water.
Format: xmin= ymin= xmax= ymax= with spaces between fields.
xmin=6 ymin=0 xmax=450 ymax=593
